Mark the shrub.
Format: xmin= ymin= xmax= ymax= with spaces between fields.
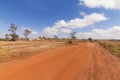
xmin=68 ymin=40 xmax=72 ymax=43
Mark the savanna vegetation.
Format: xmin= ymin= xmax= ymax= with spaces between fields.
xmin=0 ymin=41 xmax=71 ymax=63
xmin=98 ymin=40 xmax=120 ymax=59
xmin=1 ymin=23 xmax=120 ymax=63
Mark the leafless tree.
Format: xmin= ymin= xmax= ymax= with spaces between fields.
xmin=70 ymin=32 xmax=76 ymax=39
xmin=68 ymin=32 xmax=77 ymax=43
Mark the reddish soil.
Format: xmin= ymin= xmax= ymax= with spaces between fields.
xmin=0 ymin=43 xmax=120 ymax=80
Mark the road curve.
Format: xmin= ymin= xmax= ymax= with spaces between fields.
xmin=0 ymin=43 xmax=120 ymax=80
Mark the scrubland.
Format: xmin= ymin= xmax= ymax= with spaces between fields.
xmin=0 ymin=40 xmax=68 ymax=62
xmin=1 ymin=40 xmax=120 ymax=63
xmin=98 ymin=40 xmax=120 ymax=59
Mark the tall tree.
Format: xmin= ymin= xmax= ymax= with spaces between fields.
xmin=8 ymin=23 xmax=19 ymax=41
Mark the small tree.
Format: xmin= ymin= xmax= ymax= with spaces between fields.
xmin=23 ymin=29 xmax=31 ymax=40
xmin=54 ymin=35 xmax=58 ymax=39
xmin=70 ymin=32 xmax=76 ymax=39
xmin=88 ymin=38 xmax=92 ymax=42
xmin=68 ymin=32 xmax=76 ymax=43
xmin=8 ymin=23 xmax=19 ymax=41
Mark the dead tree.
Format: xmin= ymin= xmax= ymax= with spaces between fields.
xmin=68 ymin=32 xmax=76 ymax=43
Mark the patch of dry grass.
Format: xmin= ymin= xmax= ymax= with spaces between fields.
xmin=0 ymin=41 xmax=67 ymax=63
xmin=98 ymin=40 xmax=120 ymax=59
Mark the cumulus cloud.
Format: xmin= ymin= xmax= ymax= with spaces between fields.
xmin=80 ymin=0 xmax=120 ymax=9
xmin=43 ymin=13 xmax=107 ymax=37
xmin=43 ymin=27 xmax=58 ymax=37
xmin=60 ymin=28 xmax=72 ymax=34
xmin=76 ymin=26 xmax=120 ymax=39
xmin=65 ymin=13 xmax=107 ymax=29
xmin=43 ymin=27 xmax=72 ymax=38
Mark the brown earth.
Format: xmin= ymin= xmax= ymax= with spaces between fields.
xmin=0 ymin=43 xmax=120 ymax=80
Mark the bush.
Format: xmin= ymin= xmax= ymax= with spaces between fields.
xmin=88 ymin=38 xmax=92 ymax=42
xmin=68 ymin=40 xmax=72 ymax=43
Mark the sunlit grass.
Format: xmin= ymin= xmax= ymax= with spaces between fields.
xmin=0 ymin=41 xmax=67 ymax=62
xmin=98 ymin=40 xmax=120 ymax=59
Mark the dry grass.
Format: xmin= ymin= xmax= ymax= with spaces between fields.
xmin=0 ymin=41 xmax=68 ymax=63
xmin=98 ymin=40 xmax=120 ymax=59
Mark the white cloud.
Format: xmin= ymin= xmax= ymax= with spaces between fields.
xmin=19 ymin=26 xmax=39 ymax=39
xmin=60 ymin=28 xmax=72 ymax=34
xmin=31 ymin=31 xmax=38 ymax=35
xmin=65 ymin=13 xmax=107 ymax=29
xmin=76 ymin=26 xmax=120 ymax=39
xmin=43 ymin=13 xmax=107 ymax=37
xmin=54 ymin=20 xmax=67 ymax=29
xmin=80 ymin=0 xmax=120 ymax=9
xmin=43 ymin=27 xmax=58 ymax=37
xmin=80 ymin=12 xmax=86 ymax=16
xmin=43 ymin=27 xmax=72 ymax=38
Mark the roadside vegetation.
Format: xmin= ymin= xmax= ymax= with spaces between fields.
xmin=98 ymin=40 xmax=120 ymax=59
xmin=0 ymin=23 xmax=80 ymax=63
xmin=0 ymin=41 xmax=69 ymax=63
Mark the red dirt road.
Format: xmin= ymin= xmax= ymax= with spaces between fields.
xmin=0 ymin=43 xmax=120 ymax=80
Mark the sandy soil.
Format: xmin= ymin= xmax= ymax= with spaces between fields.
xmin=0 ymin=43 xmax=120 ymax=80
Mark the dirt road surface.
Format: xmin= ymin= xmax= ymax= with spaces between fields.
xmin=0 ymin=43 xmax=120 ymax=80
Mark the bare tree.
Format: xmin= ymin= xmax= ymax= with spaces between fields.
xmin=8 ymin=23 xmax=19 ymax=41
xmin=23 ymin=29 xmax=31 ymax=40
xmin=70 ymin=32 xmax=76 ymax=39
xmin=68 ymin=32 xmax=76 ymax=43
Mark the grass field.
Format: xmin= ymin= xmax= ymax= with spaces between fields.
xmin=0 ymin=41 xmax=71 ymax=63
xmin=98 ymin=40 xmax=120 ymax=59
xmin=1 ymin=40 xmax=120 ymax=63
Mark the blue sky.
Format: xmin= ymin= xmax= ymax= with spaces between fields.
xmin=0 ymin=0 xmax=120 ymax=39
